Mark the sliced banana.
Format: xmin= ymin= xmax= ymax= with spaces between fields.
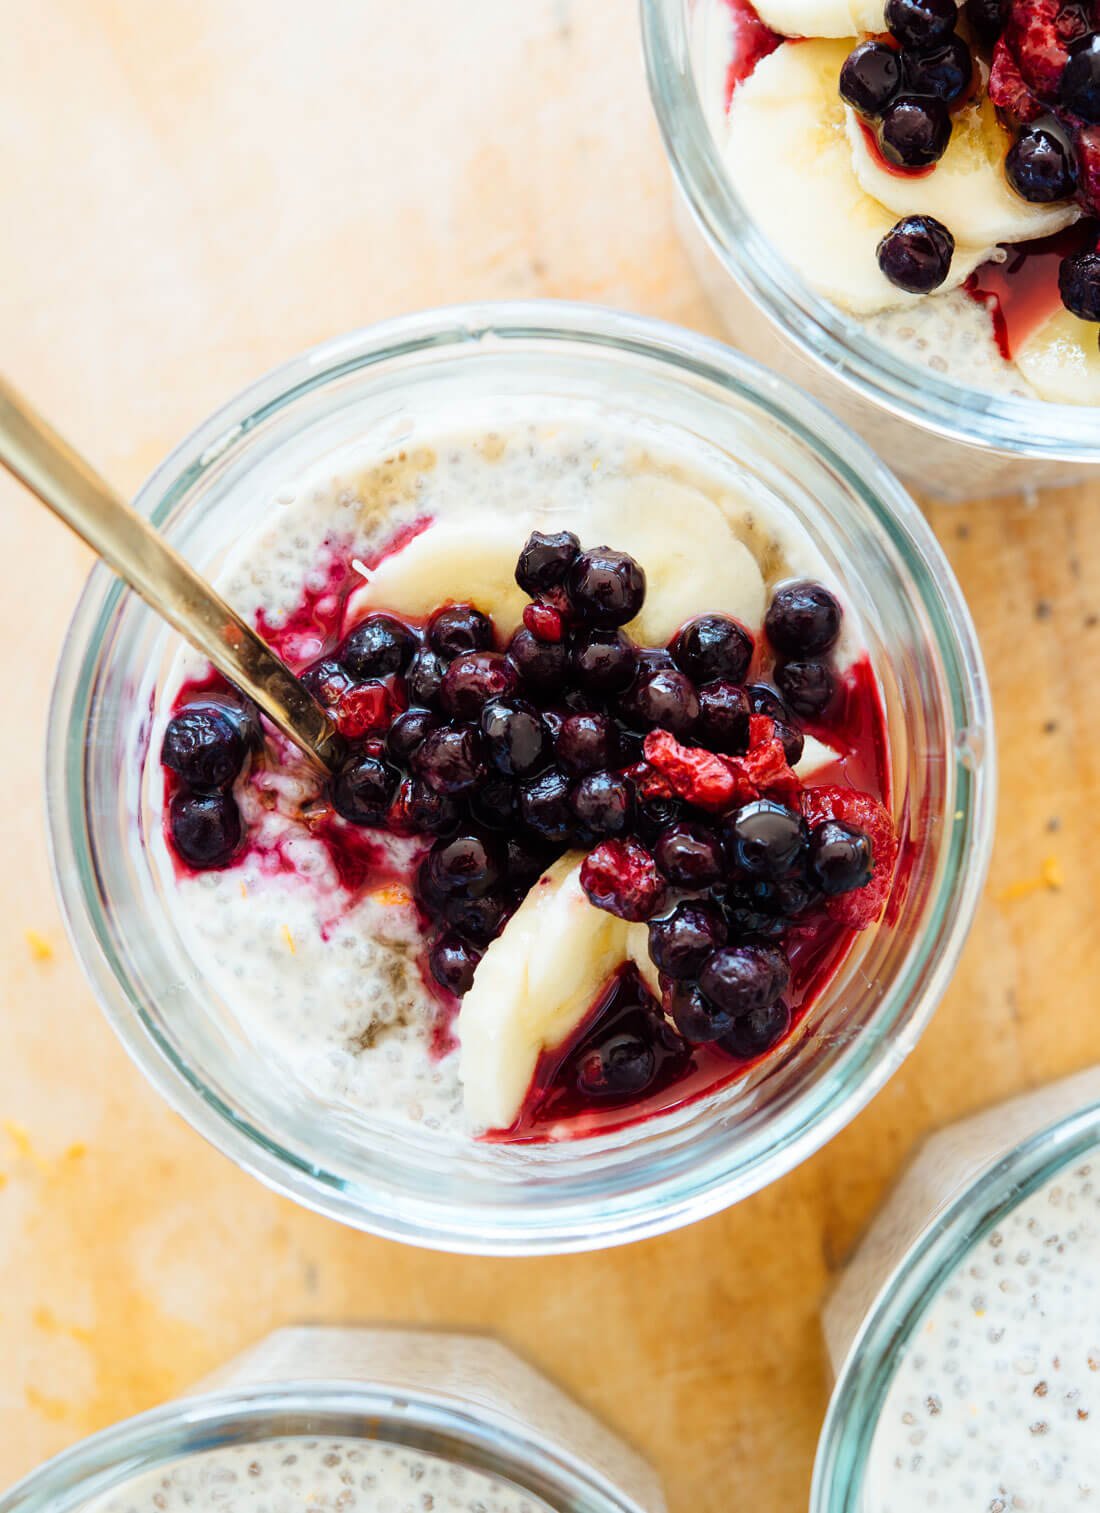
xmin=846 ymin=99 xmax=1080 ymax=247
xmin=1014 ymin=308 xmax=1100 ymax=404
xmin=457 ymin=853 xmax=627 ymax=1130
xmin=625 ymin=921 xmax=662 ymax=1001
xmin=794 ymin=733 xmax=842 ymax=779
xmin=752 ymin=0 xmax=895 ymax=39
xmin=724 ymin=41 xmax=991 ymax=316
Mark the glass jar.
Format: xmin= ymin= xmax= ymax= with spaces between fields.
xmin=813 ymin=1065 xmax=1100 ymax=1509
xmin=0 ymin=1327 xmax=664 ymax=1512
xmin=640 ymin=0 xmax=1100 ymax=500
xmin=47 ymin=300 xmax=994 ymax=1254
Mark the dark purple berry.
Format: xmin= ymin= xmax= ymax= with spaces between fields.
xmin=634 ymin=795 xmax=684 ymax=847
xmin=965 ymin=0 xmax=1005 ymax=42
xmin=428 ymin=603 xmax=494 ymax=659
xmin=443 ymin=892 xmax=510 ymax=945
xmin=571 ymin=627 xmax=637 ymax=694
xmin=885 ymin=0 xmax=956 ymax=50
xmin=840 ymin=39 xmax=903 ymax=116
xmin=719 ymin=998 xmax=792 ymax=1060
xmin=169 ymin=790 xmax=242 ymax=868
xmin=699 ymin=944 xmax=790 ymax=1018
xmin=773 ymin=721 xmax=804 ymax=766
xmin=440 ymin=651 xmax=518 ymax=720
xmin=648 ymin=901 xmax=726 ymax=980
xmin=696 ymin=681 xmax=750 ymax=754
xmin=1005 ymin=128 xmax=1075 ymax=203
xmin=406 ymin=647 xmax=447 ymax=705
xmin=809 ymin=820 xmax=874 ymax=895
xmin=429 ymin=833 xmax=502 ymax=899
xmin=301 ymin=658 xmax=356 ymax=710
xmin=671 ymin=614 xmax=754 ymax=685
xmin=1060 ymin=35 xmax=1100 ymax=123
xmin=429 ymin=932 xmax=481 ymax=996
xmin=775 ymin=660 xmax=837 ymax=717
xmin=390 ymin=775 xmax=459 ymax=836
xmin=386 ymin=707 xmax=439 ymax=764
xmin=629 ymin=669 xmax=700 ymax=737
xmin=517 ymin=768 xmax=574 ymax=843
xmin=764 ymin=581 xmax=842 ymax=658
xmin=879 ymin=99 xmax=952 ymax=169
xmin=468 ymin=776 xmax=519 ymax=831
xmin=341 ymin=614 xmax=417 ymax=678
xmin=515 ymin=529 xmax=580 ymax=595
xmin=746 ymin=683 xmax=790 ymax=722
xmin=161 ymin=703 xmax=248 ymax=791
xmin=479 ymin=697 xmax=549 ymax=777
xmin=904 ymin=36 xmax=972 ymax=105
xmin=411 ymin=725 xmax=487 ymax=795
xmin=726 ymin=799 xmax=807 ymax=879
xmin=570 ymin=771 xmax=634 ymax=837
xmin=653 ymin=821 xmax=725 ymax=888
xmin=664 ymin=981 xmax=734 ymax=1044
xmin=508 ymin=627 xmax=570 ymax=691
xmin=505 ymin=834 xmax=556 ymax=887
xmin=332 ymin=754 xmax=401 ymax=826
xmin=555 ymin=711 xmax=619 ymax=775
xmin=576 ymin=1031 xmax=656 ymax=1098
xmin=567 ymin=548 xmax=646 ymax=627
xmin=1059 ymin=249 xmax=1100 ymax=321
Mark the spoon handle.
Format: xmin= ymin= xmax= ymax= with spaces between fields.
xmin=0 ymin=377 xmax=345 ymax=773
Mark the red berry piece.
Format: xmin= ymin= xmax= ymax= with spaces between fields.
xmin=987 ymin=37 xmax=1042 ymax=122
xmin=1005 ymin=0 xmax=1070 ymax=98
xmin=643 ymin=729 xmax=741 ymax=812
xmin=334 ymin=680 xmax=395 ymax=739
xmin=800 ymin=786 xmax=897 ymax=929
xmin=523 ymin=601 xmax=565 ymax=643
xmin=1074 ymin=124 xmax=1100 ymax=214
xmin=580 ymin=838 xmax=665 ymax=922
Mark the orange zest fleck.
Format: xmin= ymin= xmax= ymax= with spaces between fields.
xmin=24 ymin=929 xmax=53 ymax=962
xmin=281 ymin=923 xmax=296 ymax=954
xmin=996 ymin=856 xmax=1064 ymax=902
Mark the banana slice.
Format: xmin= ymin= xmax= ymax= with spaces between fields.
xmin=1014 ymin=308 xmax=1100 ymax=405
xmin=457 ymin=853 xmax=628 ymax=1130
xmin=724 ymin=41 xmax=991 ymax=316
xmin=846 ymin=99 xmax=1080 ymax=247
xmin=752 ymin=0 xmax=894 ymax=38
xmin=625 ymin=921 xmax=662 ymax=1001
xmin=794 ymin=733 xmax=842 ymax=778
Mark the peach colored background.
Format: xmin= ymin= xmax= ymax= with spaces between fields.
xmin=2 ymin=2 xmax=1099 ymax=1508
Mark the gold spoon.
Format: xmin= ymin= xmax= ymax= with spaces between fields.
xmin=0 ymin=376 xmax=346 ymax=773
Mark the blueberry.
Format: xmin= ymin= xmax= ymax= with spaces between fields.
xmin=411 ymin=725 xmax=487 ymax=795
xmin=567 ymin=548 xmax=646 ymax=627
xmin=576 ymin=1032 xmax=656 ymax=1098
xmin=507 ymin=627 xmax=570 ymax=691
xmin=341 ymin=614 xmax=418 ymax=678
xmin=726 ymin=799 xmax=808 ymax=879
xmin=664 ymin=980 xmax=735 ymax=1044
xmin=774 ymin=721 xmax=805 ymax=765
xmin=440 ymin=651 xmax=518 ymax=720
xmin=570 ymin=771 xmax=634 ymax=837
xmin=555 ymin=711 xmax=619 ymax=775
xmin=878 ymin=206 xmax=955 ymax=280
xmin=904 ymin=36 xmax=972 ymax=105
xmin=699 ymin=944 xmax=790 ymax=1018
xmin=654 ymin=821 xmax=725 ymax=888
xmin=505 ymin=833 xmax=557 ymax=887
xmin=648 ymin=901 xmax=726 ymax=980
xmin=696 ymin=681 xmax=751 ymax=754
xmin=517 ymin=767 xmax=574 ymax=843
xmin=389 ymin=775 xmax=460 ymax=836
xmin=1006 ymin=128 xmax=1075 ymax=203
xmin=879 ymin=98 xmax=951 ymax=169
xmin=634 ymin=795 xmax=685 ymax=847
xmin=467 ymin=776 xmax=519 ymax=831
xmin=744 ymin=875 xmax=820 ymax=920
xmin=571 ymin=627 xmax=638 ymax=694
xmin=1061 ymin=35 xmax=1100 ymax=123
xmin=479 ymin=696 xmax=549 ymax=777
xmin=161 ymin=703 xmax=248 ymax=791
xmin=965 ymin=0 xmax=1005 ymax=41
xmin=765 ymin=581 xmax=842 ymax=658
xmin=1059 ymin=250 xmax=1100 ymax=321
xmin=169 ymin=790 xmax=242 ymax=868
xmin=809 ymin=820 xmax=874 ymax=895
xmin=775 ymin=660 xmax=837 ymax=717
xmin=406 ymin=647 xmax=447 ymax=706
xmin=719 ymin=998 xmax=792 ymax=1060
xmin=429 ymin=932 xmax=482 ymax=996
xmin=746 ymin=683 xmax=790 ymax=722
xmin=628 ymin=669 xmax=700 ymax=737
xmin=331 ymin=753 xmax=401 ymax=826
xmin=386 ymin=707 xmax=439 ymax=764
xmin=429 ymin=833 xmax=502 ymax=899
xmin=839 ymin=40 xmax=903 ymax=117
xmin=885 ymin=0 xmax=956 ymax=49
xmin=301 ymin=658 xmax=357 ymax=710
xmin=428 ymin=603 xmax=494 ymax=659
xmin=443 ymin=891 xmax=510 ymax=945
xmin=515 ymin=529 xmax=580 ymax=595
xmin=671 ymin=614 xmax=754 ymax=684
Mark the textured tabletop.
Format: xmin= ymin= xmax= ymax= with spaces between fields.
xmin=2 ymin=3 xmax=1098 ymax=1508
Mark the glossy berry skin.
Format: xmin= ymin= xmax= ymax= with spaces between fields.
xmin=341 ymin=614 xmax=417 ymax=679
xmin=386 ymin=707 xmax=439 ymax=764
xmin=479 ymin=697 xmax=549 ymax=777
xmin=1005 ymin=128 xmax=1075 ymax=203
xmin=169 ymin=790 xmax=242 ymax=868
xmin=903 ymin=36 xmax=972 ymax=105
xmin=840 ymin=40 xmax=903 ymax=117
xmin=429 ymin=833 xmax=502 ymax=899
xmin=161 ymin=703 xmax=248 ymax=791
xmin=965 ymin=0 xmax=1005 ymax=42
xmin=567 ymin=548 xmax=646 ymax=627
xmin=671 ymin=614 xmax=754 ymax=685
xmin=719 ymin=998 xmax=792 ymax=1060
xmin=885 ymin=0 xmax=956 ymax=50
xmin=576 ymin=1031 xmax=656 ymax=1098
xmin=879 ymin=98 xmax=952 ymax=169
xmin=634 ymin=795 xmax=684 ymax=847
xmin=507 ymin=627 xmax=570 ymax=691
xmin=301 ymin=658 xmax=357 ymax=709
xmin=648 ymin=901 xmax=727 ymax=980
xmin=406 ymin=647 xmax=447 ymax=706
xmin=505 ymin=833 xmax=556 ymax=888
xmin=1059 ymin=250 xmax=1100 ymax=321
xmin=411 ymin=725 xmax=487 ymax=795
xmin=580 ymin=837 xmax=665 ymax=922
xmin=428 ymin=603 xmax=494 ymax=659
xmin=555 ymin=711 xmax=618 ymax=775
xmin=429 ymin=932 xmax=481 ymax=996
xmin=776 ymin=660 xmax=837 ymax=717
xmin=332 ymin=754 xmax=401 ymax=827
xmin=653 ymin=820 xmax=725 ymax=888
xmin=1061 ymin=35 xmax=1100 ymax=123
xmin=440 ymin=651 xmax=518 ymax=720
xmin=443 ymin=891 xmax=509 ymax=945
xmin=726 ymin=799 xmax=808 ymax=879
xmin=765 ymin=581 xmax=842 ymax=658
xmin=746 ymin=683 xmax=790 ymax=722
xmin=809 ymin=820 xmax=874 ymax=895
xmin=515 ymin=529 xmax=580 ymax=595
xmin=570 ymin=771 xmax=634 ymax=837
xmin=696 ymin=681 xmax=751 ymax=754
xmin=468 ymin=776 xmax=519 ymax=831
xmin=664 ymin=980 xmax=735 ymax=1044
xmin=773 ymin=720 xmax=805 ymax=766
xmin=389 ymin=775 xmax=459 ymax=837
xmin=571 ymin=627 xmax=637 ymax=694
xmin=629 ymin=669 xmax=700 ymax=737
xmin=517 ymin=767 xmax=575 ymax=843
xmin=877 ymin=213 xmax=955 ymax=291
xmin=699 ymin=943 xmax=790 ymax=1018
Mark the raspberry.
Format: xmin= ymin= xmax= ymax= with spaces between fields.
xmin=335 ymin=681 xmax=397 ymax=739
xmin=523 ymin=601 xmax=565 ymax=643
xmin=800 ymin=786 xmax=897 ymax=929
xmin=1075 ymin=124 xmax=1100 ymax=212
xmin=627 ymin=760 xmax=676 ymax=802
xmin=643 ymin=729 xmax=744 ymax=812
xmin=988 ymin=36 xmax=1043 ymax=119
xmin=580 ymin=838 xmax=666 ymax=922
xmin=1005 ymin=0 xmax=1070 ymax=99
